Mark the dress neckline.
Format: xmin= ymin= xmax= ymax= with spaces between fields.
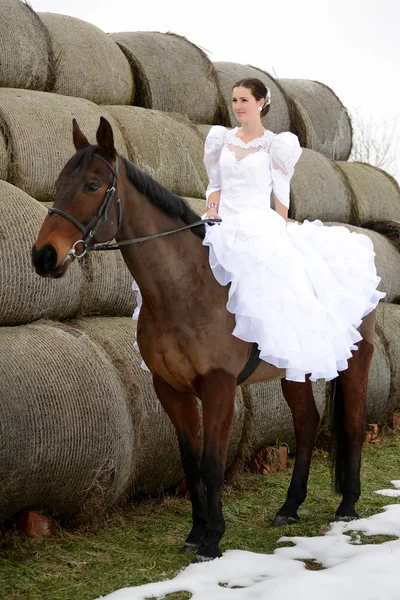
xmin=229 ymin=127 xmax=273 ymax=148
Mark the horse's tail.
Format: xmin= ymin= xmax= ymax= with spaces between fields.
xmin=329 ymin=375 xmax=347 ymax=494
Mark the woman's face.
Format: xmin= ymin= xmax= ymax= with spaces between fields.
xmin=232 ymin=86 xmax=263 ymax=123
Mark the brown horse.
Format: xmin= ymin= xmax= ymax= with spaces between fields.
xmin=32 ymin=117 xmax=376 ymax=562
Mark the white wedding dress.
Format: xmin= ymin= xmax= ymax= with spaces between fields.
xmin=202 ymin=125 xmax=385 ymax=382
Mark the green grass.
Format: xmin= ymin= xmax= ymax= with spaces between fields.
xmin=1 ymin=430 xmax=400 ymax=600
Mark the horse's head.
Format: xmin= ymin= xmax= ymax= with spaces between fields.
xmin=32 ymin=117 xmax=121 ymax=278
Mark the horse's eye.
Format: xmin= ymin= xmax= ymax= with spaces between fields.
xmin=86 ymin=183 xmax=99 ymax=193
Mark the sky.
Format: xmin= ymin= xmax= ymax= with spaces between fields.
xmin=29 ymin=0 xmax=400 ymax=177
xmin=95 ymin=480 xmax=400 ymax=599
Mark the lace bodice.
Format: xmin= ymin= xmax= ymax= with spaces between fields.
xmin=204 ymin=126 xmax=302 ymax=219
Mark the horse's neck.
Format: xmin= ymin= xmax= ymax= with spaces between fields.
xmin=117 ymin=185 xmax=208 ymax=313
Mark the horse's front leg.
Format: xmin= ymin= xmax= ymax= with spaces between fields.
xmin=272 ymin=377 xmax=320 ymax=526
xmin=153 ymin=377 xmax=208 ymax=552
xmin=195 ymin=369 xmax=236 ymax=562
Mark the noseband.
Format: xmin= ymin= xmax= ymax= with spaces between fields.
xmin=48 ymin=154 xmax=121 ymax=258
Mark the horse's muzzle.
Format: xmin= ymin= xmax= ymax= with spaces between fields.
xmin=32 ymin=244 xmax=68 ymax=278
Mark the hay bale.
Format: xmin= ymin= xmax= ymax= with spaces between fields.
xmin=0 ymin=182 xmax=84 ymax=325
xmin=335 ymin=162 xmax=400 ymax=225
xmin=0 ymin=0 xmax=52 ymax=91
xmin=79 ymin=250 xmax=136 ymax=318
xmin=0 ymin=321 xmax=134 ymax=523
xmin=279 ymin=79 xmax=352 ymax=160
xmin=195 ymin=124 xmax=213 ymax=141
xmin=105 ymin=105 xmax=207 ymax=198
xmin=214 ymin=62 xmax=291 ymax=133
xmin=0 ymin=88 xmax=128 ymax=201
xmin=325 ymin=222 xmax=400 ymax=303
xmin=38 ymin=13 xmax=133 ymax=105
xmin=377 ymin=303 xmax=400 ymax=411
xmin=69 ymin=317 xmax=245 ymax=495
xmin=241 ymin=380 xmax=328 ymax=454
xmin=109 ymin=31 xmax=223 ymax=124
xmin=290 ymin=148 xmax=352 ymax=222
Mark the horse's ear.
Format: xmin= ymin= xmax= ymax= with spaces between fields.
xmin=96 ymin=116 xmax=116 ymax=160
xmin=72 ymin=118 xmax=90 ymax=151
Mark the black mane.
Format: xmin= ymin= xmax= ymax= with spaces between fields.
xmin=61 ymin=145 xmax=205 ymax=239
xmin=121 ymin=156 xmax=205 ymax=239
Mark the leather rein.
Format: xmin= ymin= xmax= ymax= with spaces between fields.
xmin=48 ymin=154 xmax=220 ymax=259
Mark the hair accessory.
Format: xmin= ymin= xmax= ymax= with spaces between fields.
xmin=265 ymin=87 xmax=271 ymax=106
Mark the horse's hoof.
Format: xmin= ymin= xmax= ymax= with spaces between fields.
xmin=180 ymin=542 xmax=199 ymax=554
xmin=335 ymin=514 xmax=358 ymax=523
xmin=271 ymin=514 xmax=299 ymax=527
xmin=192 ymin=553 xmax=215 ymax=563
xmin=193 ymin=544 xmax=222 ymax=563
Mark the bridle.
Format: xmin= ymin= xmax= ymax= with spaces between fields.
xmin=48 ymin=154 xmax=121 ymax=258
xmin=48 ymin=153 xmax=220 ymax=259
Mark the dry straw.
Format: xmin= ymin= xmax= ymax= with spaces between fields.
xmin=335 ymin=162 xmax=400 ymax=225
xmin=0 ymin=183 xmax=84 ymax=325
xmin=279 ymin=79 xmax=352 ymax=161
xmin=38 ymin=12 xmax=134 ymax=105
xmin=325 ymin=222 xmax=400 ymax=303
xmin=106 ymin=105 xmax=207 ymax=197
xmin=377 ymin=303 xmax=400 ymax=412
xmin=0 ymin=89 xmax=128 ymax=201
xmin=0 ymin=0 xmax=52 ymax=91
xmin=109 ymin=31 xmax=226 ymax=124
xmin=290 ymin=148 xmax=352 ymax=223
xmin=0 ymin=320 xmax=134 ymax=523
xmin=214 ymin=62 xmax=291 ymax=133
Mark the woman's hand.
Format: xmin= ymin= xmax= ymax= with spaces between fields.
xmin=205 ymin=210 xmax=221 ymax=220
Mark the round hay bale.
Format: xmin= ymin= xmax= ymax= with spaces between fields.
xmin=325 ymin=222 xmax=400 ymax=303
xmin=241 ymin=379 xmax=328 ymax=454
xmin=0 ymin=321 xmax=134 ymax=523
xmin=0 ymin=182 xmax=84 ymax=325
xmin=109 ymin=31 xmax=224 ymax=124
xmin=335 ymin=162 xmax=400 ymax=225
xmin=105 ymin=105 xmax=207 ymax=198
xmin=69 ymin=317 xmax=245 ymax=495
xmin=0 ymin=0 xmax=52 ymax=91
xmin=0 ymin=88 xmax=128 ymax=201
xmin=279 ymin=79 xmax=352 ymax=160
xmin=376 ymin=303 xmax=400 ymax=412
xmin=214 ymin=62 xmax=291 ymax=133
xmin=0 ymin=131 xmax=7 ymax=180
xmin=79 ymin=250 xmax=136 ymax=318
xmin=38 ymin=13 xmax=133 ymax=105
xmin=290 ymin=148 xmax=352 ymax=222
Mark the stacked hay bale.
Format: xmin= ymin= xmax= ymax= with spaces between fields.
xmin=109 ymin=31 xmax=228 ymax=125
xmin=0 ymin=1 xmax=399 ymax=526
xmin=278 ymin=78 xmax=353 ymax=161
xmin=38 ymin=12 xmax=134 ymax=104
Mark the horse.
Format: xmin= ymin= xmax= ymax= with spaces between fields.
xmin=32 ymin=117 xmax=376 ymax=562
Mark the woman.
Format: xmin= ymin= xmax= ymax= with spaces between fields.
xmin=202 ymin=78 xmax=385 ymax=383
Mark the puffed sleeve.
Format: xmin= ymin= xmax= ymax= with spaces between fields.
xmin=270 ymin=132 xmax=302 ymax=209
xmin=203 ymin=125 xmax=226 ymax=201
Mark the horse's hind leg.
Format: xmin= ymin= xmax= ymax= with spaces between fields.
xmin=153 ymin=377 xmax=208 ymax=551
xmin=272 ymin=377 xmax=320 ymax=526
xmin=333 ymin=310 xmax=375 ymax=521
xmin=195 ymin=369 xmax=236 ymax=562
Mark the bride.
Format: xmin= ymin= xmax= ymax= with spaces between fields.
xmin=202 ymin=77 xmax=385 ymax=383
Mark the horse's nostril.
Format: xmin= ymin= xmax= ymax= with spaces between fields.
xmin=32 ymin=244 xmax=58 ymax=276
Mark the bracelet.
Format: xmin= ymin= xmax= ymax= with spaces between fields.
xmin=207 ymin=201 xmax=219 ymax=210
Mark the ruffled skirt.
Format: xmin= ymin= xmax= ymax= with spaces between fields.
xmin=203 ymin=208 xmax=385 ymax=382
